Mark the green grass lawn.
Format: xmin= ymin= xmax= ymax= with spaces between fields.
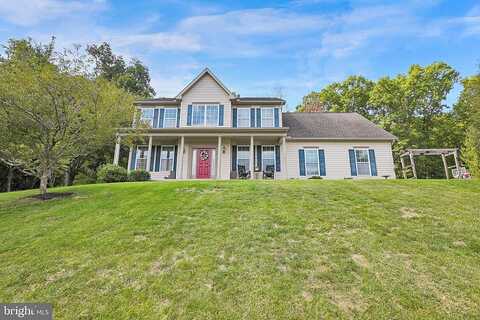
xmin=1 ymin=180 xmax=479 ymax=319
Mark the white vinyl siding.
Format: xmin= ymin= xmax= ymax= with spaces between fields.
xmin=261 ymin=108 xmax=274 ymax=128
xmin=164 ymin=108 xmax=177 ymax=128
xmin=237 ymin=108 xmax=250 ymax=128
xmin=286 ymin=141 xmax=395 ymax=179
xmin=180 ymin=73 xmax=232 ymax=127
xmin=135 ymin=145 xmax=149 ymax=170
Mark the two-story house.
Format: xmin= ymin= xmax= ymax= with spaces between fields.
xmin=114 ymin=68 xmax=396 ymax=180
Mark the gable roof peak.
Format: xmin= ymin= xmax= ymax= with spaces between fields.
xmin=175 ymin=67 xmax=233 ymax=99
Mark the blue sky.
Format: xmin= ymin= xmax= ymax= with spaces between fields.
xmin=0 ymin=0 xmax=479 ymax=110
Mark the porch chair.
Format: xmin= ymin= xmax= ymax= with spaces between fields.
xmin=263 ymin=165 xmax=275 ymax=179
xmin=238 ymin=166 xmax=251 ymax=179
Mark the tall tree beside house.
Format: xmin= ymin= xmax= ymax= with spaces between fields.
xmin=454 ymin=75 xmax=480 ymax=177
xmin=87 ymin=42 xmax=155 ymax=98
xmin=295 ymin=92 xmax=327 ymax=112
xmin=0 ymin=38 xmax=135 ymax=196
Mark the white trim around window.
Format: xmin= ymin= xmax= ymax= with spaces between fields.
xmin=160 ymin=145 xmax=175 ymax=171
xmin=260 ymin=107 xmax=274 ymax=128
xmin=163 ymin=108 xmax=178 ymax=128
xmin=135 ymin=145 xmax=149 ymax=170
xmin=261 ymin=145 xmax=276 ymax=171
xmin=303 ymin=147 xmax=320 ymax=176
xmin=139 ymin=108 xmax=154 ymax=127
xmin=192 ymin=103 xmax=220 ymax=127
xmin=237 ymin=108 xmax=251 ymax=128
xmin=354 ymin=148 xmax=371 ymax=176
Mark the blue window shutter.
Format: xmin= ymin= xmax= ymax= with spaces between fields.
xmin=318 ymin=149 xmax=326 ymax=176
xmin=256 ymin=145 xmax=262 ymax=171
xmin=231 ymin=145 xmax=237 ymax=171
xmin=299 ymin=149 xmax=306 ymax=176
xmin=155 ymin=145 xmax=161 ymax=171
xmin=159 ymin=108 xmax=165 ymax=128
xmin=130 ymin=147 xmax=137 ymax=171
xmin=256 ymin=108 xmax=261 ymax=127
xmin=232 ymin=108 xmax=237 ymax=127
xmin=275 ymin=145 xmax=281 ymax=172
xmin=187 ymin=105 xmax=192 ymax=126
xmin=153 ymin=109 xmax=159 ymax=128
xmin=274 ymin=108 xmax=280 ymax=127
xmin=250 ymin=108 xmax=256 ymax=127
xmin=218 ymin=105 xmax=224 ymax=126
xmin=149 ymin=146 xmax=155 ymax=171
xmin=176 ymin=108 xmax=180 ymax=128
xmin=369 ymin=149 xmax=377 ymax=176
xmin=173 ymin=145 xmax=178 ymax=176
xmin=349 ymin=149 xmax=357 ymax=176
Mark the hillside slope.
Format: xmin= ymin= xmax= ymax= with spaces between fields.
xmin=1 ymin=180 xmax=479 ymax=319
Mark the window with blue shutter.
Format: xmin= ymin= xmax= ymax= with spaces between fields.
xmin=349 ymin=149 xmax=357 ymax=176
xmin=176 ymin=108 xmax=180 ymax=127
xmin=256 ymin=145 xmax=262 ymax=171
xmin=218 ymin=105 xmax=224 ymax=126
xmin=369 ymin=149 xmax=377 ymax=176
xmin=274 ymin=108 xmax=280 ymax=127
xmin=299 ymin=149 xmax=306 ymax=176
xmin=275 ymin=145 xmax=281 ymax=172
xmin=130 ymin=147 xmax=137 ymax=171
xmin=155 ymin=145 xmax=161 ymax=171
xmin=158 ymin=108 xmax=165 ymax=128
xmin=250 ymin=108 xmax=256 ymax=127
xmin=231 ymin=145 xmax=237 ymax=171
xmin=153 ymin=109 xmax=159 ymax=128
xmin=256 ymin=108 xmax=261 ymax=127
xmin=232 ymin=108 xmax=237 ymax=127
xmin=187 ymin=105 xmax=193 ymax=126
xmin=318 ymin=149 xmax=326 ymax=176
xmin=173 ymin=145 xmax=178 ymax=177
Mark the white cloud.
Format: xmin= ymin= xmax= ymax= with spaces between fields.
xmin=113 ymin=33 xmax=202 ymax=52
xmin=0 ymin=0 xmax=105 ymax=26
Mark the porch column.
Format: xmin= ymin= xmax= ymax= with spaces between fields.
xmin=146 ymin=136 xmax=153 ymax=172
xmin=281 ymin=136 xmax=287 ymax=179
xmin=217 ymin=136 xmax=222 ymax=179
xmin=127 ymin=146 xmax=133 ymax=173
xmin=178 ymin=136 xmax=185 ymax=179
xmin=250 ymin=136 xmax=254 ymax=179
xmin=113 ymin=135 xmax=121 ymax=165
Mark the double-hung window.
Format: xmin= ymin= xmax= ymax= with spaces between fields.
xmin=136 ymin=146 xmax=149 ymax=170
xmin=261 ymin=108 xmax=274 ymax=127
xmin=160 ymin=145 xmax=175 ymax=171
xmin=262 ymin=146 xmax=275 ymax=171
xmin=304 ymin=148 xmax=320 ymax=176
xmin=192 ymin=104 xmax=219 ymax=127
xmin=139 ymin=108 xmax=154 ymax=126
xmin=355 ymin=149 xmax=371 ymax=176
xmin=237 ymin=108 xmax=250 ymax=127
xmin=163 ymin=108 xmax=177 ymax=128
xmin=237 ymin=146 xmax=250 ymax=172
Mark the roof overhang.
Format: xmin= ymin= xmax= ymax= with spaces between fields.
xmin=118 ymin=127 xmax=289 ymax=137
xmin=134 ymin=99 xmax=180 ymax=106
xmin=286 ymin=137 xmax=396 ymax=142
xmin=231 ymin=98 xmax=286 ymax=106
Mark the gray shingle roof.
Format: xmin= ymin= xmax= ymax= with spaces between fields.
xmin=283 ymin=112 xmax=396 ymax=140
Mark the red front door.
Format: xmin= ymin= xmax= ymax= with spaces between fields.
xmin=196 ymin=149 xmax=212 ymax=179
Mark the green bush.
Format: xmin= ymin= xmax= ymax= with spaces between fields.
xmin=97 ymin=164 xmax=128 ymax=183
xmin=129 ymin=170 xmax=151 ymax=182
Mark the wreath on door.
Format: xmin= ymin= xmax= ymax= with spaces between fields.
xmin=200 ymin=150 xmax=209 ymax=161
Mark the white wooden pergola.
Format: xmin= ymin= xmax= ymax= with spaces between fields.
xmin=400 ymin=148 xmax=460 ymax=179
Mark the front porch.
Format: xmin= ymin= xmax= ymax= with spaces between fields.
xmin=114 ymin=129 xmax=288 ymax=180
